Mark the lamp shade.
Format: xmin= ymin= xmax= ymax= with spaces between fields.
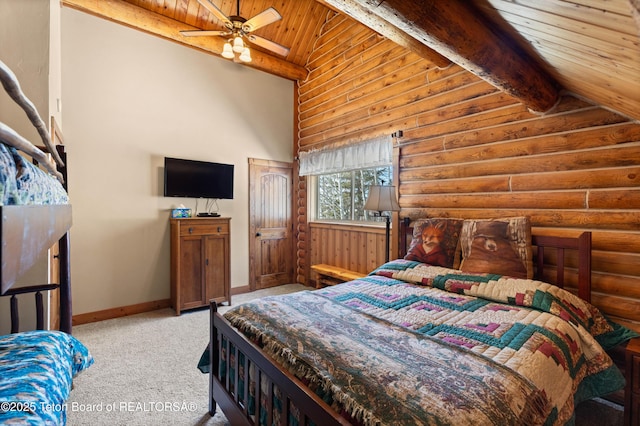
xmin=221 ymin=42 xmax=234 ymax=59
xmin=239 ymin=47 xmax=252 ymax=63
xmin=232 ymin=36 xmax=244 ymax=53
xmin=364 ymin=185 xmax=400 ymax=213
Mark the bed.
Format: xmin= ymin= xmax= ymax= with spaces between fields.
xmin=204 ymin=217 xmax=639 ymax=425
xmin=0 ymin=59 xmax=93 ymax=425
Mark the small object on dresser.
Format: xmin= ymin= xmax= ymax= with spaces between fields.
xmin=197 ymin=212 xmax=220 ymax=217
xmin=171 ymin=208 xmax=192 ymax=218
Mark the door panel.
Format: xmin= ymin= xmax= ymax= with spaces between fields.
xmin=249 ymin=159 xmax=293 ymax=290
xmin=259 ymin=236 xmax=290 ymax=287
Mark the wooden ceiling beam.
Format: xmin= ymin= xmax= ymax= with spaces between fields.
xmin=61 ymin=0 xmax=308 ymax=81
xmin=323 ymin=0 xmax=560 ymax=113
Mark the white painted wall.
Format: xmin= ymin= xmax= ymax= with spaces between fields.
xmin=0 ymin=0 xmax=49 ymax=140
xmin=61 ymin=8 xmax=293 ymax=315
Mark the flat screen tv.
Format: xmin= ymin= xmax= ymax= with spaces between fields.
xmin=164 ymin=157 xmax=234 ymax=199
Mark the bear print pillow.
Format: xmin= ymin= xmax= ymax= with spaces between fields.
xmin=459 ymin=217 xmax=533 ymax=279
xmin=404 ymin=218 xmax=464 ymax=269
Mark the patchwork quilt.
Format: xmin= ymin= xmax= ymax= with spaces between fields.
xmin=0 ymin=144 xmax=68 ymax=206
xmin=222 ymin=259 xmax=630 ymax=426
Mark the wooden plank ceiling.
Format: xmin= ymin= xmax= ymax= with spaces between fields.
xmin=63 ymin=0 xmax=640 ymax=120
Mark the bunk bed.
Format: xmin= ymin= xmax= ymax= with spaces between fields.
xmin=205 ymin=217 xmax=640 ymax=425
xmin=0 ymin=59 xmax=92 ymax=425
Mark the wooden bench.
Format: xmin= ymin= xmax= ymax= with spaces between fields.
xmin=311 ymin=264 xmax=367 ymax=288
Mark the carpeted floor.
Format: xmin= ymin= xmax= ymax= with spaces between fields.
xmin=66 ymin=283 xmax=623 ymax=425
xmin=66 ymin=284 xmax=306 ymax=426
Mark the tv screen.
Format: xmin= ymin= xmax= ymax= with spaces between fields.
xmin=164 ymin=157 xmax=234 ymax=199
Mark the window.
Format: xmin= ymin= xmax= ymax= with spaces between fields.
xmin=299 ymin=135 xmax=394 ymax=222
xmin=316 ymin=166 xmax=393 ymax=221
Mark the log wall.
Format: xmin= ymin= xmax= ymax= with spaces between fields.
xmin=296 ymin=13 xmax=640 ymax=331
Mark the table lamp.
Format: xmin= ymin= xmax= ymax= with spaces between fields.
xmin=364 ymin=185 xmax=400 ymax=262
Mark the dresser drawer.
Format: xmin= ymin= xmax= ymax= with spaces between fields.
xmin=180 ymin=222 xmax=229 ymax=236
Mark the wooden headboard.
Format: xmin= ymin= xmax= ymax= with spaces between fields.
xmin=398 ymin=218 xmax=592 ymax=303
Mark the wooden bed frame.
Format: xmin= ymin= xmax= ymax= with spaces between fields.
xmin=0 ymin=139 xmax=72 ymax=334
xmin=208 ymin=219 xmax=636 ymax=425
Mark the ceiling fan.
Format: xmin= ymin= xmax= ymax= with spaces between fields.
xmin=180 ymin=0 xmax=290 ymax=62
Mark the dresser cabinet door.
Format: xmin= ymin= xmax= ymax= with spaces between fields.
xmin=178 ymin=236 xmax=206 ymax=310
xmin=204 ymin=235 xmax=229 ymax=303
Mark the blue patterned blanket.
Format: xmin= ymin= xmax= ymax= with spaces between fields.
xmin=0 ymin=331 xmax=93 ymax=425
xmin=222 ymin=260 xmax=632 ymax=426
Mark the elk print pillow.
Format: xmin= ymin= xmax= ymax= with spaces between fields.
xmin=404 ymin=218 xmax=464 ymax=268
xmin=459 ymin=217 xmax=533 ymax=279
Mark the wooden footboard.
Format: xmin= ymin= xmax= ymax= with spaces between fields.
xmin=209 ymin=302 xmax=349 ymax=426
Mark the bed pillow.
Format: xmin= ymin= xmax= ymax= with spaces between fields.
xmin=459 ymin=217 xmax=533 ymax=279
xmin=404 ymin=218 xmax=463 ymax=268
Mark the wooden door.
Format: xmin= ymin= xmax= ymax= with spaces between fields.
xmin=249 ymin=159 xmax=294 ymax=290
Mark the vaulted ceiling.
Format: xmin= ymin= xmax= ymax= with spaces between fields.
xmin=63 ymin=0 xmax=640 ymax=120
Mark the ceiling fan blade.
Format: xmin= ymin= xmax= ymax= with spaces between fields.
xmin=180 ymin=30 xmax=231 ymax=37
xmin=197 ymin=0 xmax=232 ymax=27
xmin=242 ymin=7 xmax=282 ymax=33
xmin=247 ymin=34 xmax=290 ymax=57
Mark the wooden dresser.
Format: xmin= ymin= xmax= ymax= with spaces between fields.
xmin=170 ymin=217 xmax=230 ymax=315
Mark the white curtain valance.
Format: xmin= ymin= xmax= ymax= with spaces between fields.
xmin=298 ymin=135 xmax=392 ymax=176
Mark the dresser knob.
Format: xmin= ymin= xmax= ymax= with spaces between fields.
xmin=217 ymin=227 xmax=222 ymax=232
xmin=189 ymin=227 xmax=193 ymax=234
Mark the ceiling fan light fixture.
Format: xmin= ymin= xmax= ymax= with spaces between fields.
xmin=221 ymin=42 xmax=234 ymax=59
xmin=185 ymin=1 xmax=288 ymax=62
xmin=239 ymin=47 xmax=252 ymax=63
xmin=232 ymin=36 xmax=244 ymax=53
